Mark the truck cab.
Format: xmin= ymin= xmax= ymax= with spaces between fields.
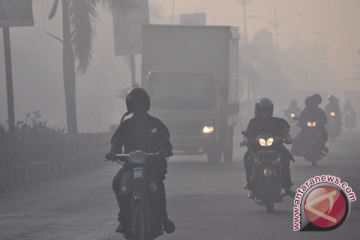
xmin=147 ymin=71 xmax=221 ymax=161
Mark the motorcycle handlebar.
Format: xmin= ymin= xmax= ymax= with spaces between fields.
xmin=115 ymin=153 xmax=160 ymax=157
xmin=105 ymin=152 xmax=162 ymax=165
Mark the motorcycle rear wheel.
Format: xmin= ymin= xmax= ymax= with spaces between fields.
xmin=312 ymin=158 xmax=317 ymax=167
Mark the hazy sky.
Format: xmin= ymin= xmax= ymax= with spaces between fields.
xmin=0 ymin=0 xmax=359 ymax=132
xmin=157 ymin=0 xmax=360 ymax=85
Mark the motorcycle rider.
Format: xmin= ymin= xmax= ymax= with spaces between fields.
xmin=343 ymin=100 xmax=357 ymax=130
xmin=324 ymin=95 xmax=342 ymax=139
xmin=242 ymin=98 xmax=296 ymax=199
xmin=325 ymin=95 xmax=341 ymax=116
xmin=343 ymin=100 xmax=355 ymax=114
xmin=297 ymin=95 xmax=329 ymax=154
xmin=283 ymin=99 xmax=302 ymax=120
xmin=105 ymin=88 xmax=175 ymax=235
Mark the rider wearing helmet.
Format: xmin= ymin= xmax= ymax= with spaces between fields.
xmin=242 ymin=98 xmax=296 ymax=198
xmin=325 ymin=95 xmax=341 ymax=117
xmin=106 ymin=87 xmax=175 ymax=235
xmin=324 ymin=95 xmax=342 ymax=140
xmin=297 ymin=95 xmax=329 ymax=153
xmin=283 ymin=99 xmax=302 ymax=120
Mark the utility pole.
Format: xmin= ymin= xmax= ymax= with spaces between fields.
xmin=274 ymin=8 xmax=278 ymax=49
xmin=3 ymin=27 xmax=15 ymax=135
xmin=171 ymin=0 xmax=176 ymax=24
xmin=237 ymin=0 xmax=252 ymax=42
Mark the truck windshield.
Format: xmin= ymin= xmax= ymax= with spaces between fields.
xmin=148 ymin=73 xmax=216 ymax=109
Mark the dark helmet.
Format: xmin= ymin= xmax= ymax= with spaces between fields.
xmin=328 ymin=95 xmax=336 ymax=102
xmin=255 ymin=98 xmax=274 ymax=117
xmin=305 ymin=96 xmax=315 ymax=108
xmin=290 ymin=99 xmax=298 ymax=107
xmin=125 ymin=87 xmax=150 ymax=113
xmin=312 ymin=94 xmax=322 ymax=106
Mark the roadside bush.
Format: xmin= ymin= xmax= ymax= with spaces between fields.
xmin=0 ymin=111 xmax=110 ymax=168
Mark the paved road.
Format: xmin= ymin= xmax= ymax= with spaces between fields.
xmin=1 ymin=130 xmax=360 ymax=240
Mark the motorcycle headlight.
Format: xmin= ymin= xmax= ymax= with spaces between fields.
xmin=129 ymin=152 xmax=146 ymax=164
xmin=291 ymin=114 xmax=295 ymax=118
xmin=307 ymin=122 xmax=312 ymax=127
xmin=203 ymin=126 xmax=214 ymax=134
xmin=259 ymin=138 xmax=266 ymax=146
xmin=330 ymin=112 xmax=335 ymax=116
xmin=312 ymin=122 xmax=316 ymax=127
xmin=266 ymin=138 xmax=274 ymax=146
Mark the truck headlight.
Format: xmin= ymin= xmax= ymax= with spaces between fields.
xmin=203 ymin=126 xmax=214 ymax=134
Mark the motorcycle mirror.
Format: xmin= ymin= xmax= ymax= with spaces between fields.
xmin=280 ymin=128 xmax=290 ymax=136
xmin=241 ymin=131 xmax=250 ymax=137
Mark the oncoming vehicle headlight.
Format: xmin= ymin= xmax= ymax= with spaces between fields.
xmin=330 ymin=112 xmax=335 ymax=116
xmin=307 ymin=122 xmax=317 ymax=127
xmin=291 ymin=114 xmax=295 ymax=118
xmin=203 ymin=126 xmax=214 ymax=134
xmin=267 ymin=138 xmax=274 ymax=146
xmin=259 ymin=138 xmax=266 ymax=146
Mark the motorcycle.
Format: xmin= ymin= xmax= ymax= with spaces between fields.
xmin=107 ymin=150 xmax=166 ymax=240
xmin=286 ymin=113 xmax=301 ymax=138
xmin=344 ymin=111 xmax=356 ymax=131
xmin=241 ymin=131 xmax=289 ymax=213
xmin=327 ymin=111 xmax=342 ymax=140
xmin=292 ymin=119 xmax=324 ymax=167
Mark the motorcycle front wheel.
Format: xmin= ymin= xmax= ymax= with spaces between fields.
xmin=133 ymin=201 xmax=145 ymax=240
xmin=264 ymin=176 xmax=274 ymax=213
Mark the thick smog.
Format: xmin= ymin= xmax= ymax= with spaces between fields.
xmin=0 ymin=0 xmax=359 ymax=239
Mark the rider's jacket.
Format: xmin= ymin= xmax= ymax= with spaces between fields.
xmin=298 ymin=106 xmax=327 ymax=129
xmin=244 ymin=116 xmax=294 ymax=162
xmin=245 ymin=116 xmax=290 ymax=138
xmin=111 ymin=113 xmax=170 ymax=153
xmin=110 ymin=113 xmax=171 ymax=171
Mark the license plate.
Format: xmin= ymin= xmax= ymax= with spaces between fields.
xmin=134 ymin=171 xmax=143 ymax=179
xmin=257 ymin=150 xmax=277 ymax=155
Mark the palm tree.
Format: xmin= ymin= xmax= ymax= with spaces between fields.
xmin=47 ymin=0 xmax=137 ymax=134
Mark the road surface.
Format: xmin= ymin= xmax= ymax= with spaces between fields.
xmin=1 ymin=129 xmax=360 ymax=240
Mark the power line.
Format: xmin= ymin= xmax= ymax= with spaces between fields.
xmin=187 ymin=0 xmax=199 ymax=13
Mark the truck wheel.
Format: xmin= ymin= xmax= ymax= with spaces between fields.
xmin=223 ymin=136 xmax=233 ymax=162
xmin=207 ymin=143 xmax=221 ymax=163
